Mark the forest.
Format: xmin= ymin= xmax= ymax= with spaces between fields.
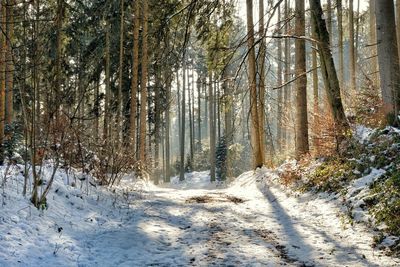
xmin=0 ymin=0 xmax=400 ymax=266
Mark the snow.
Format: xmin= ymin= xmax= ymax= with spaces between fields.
xmin=354 ymin=125 xmax=375 ymax=143
xmin=1 ymin=165 xmax=399 ymax=266
xmin=346 ymin=168 xmax=386 ymax=198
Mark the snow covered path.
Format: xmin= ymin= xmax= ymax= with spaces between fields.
xmin=1 ymin=169 xmax=399 ymax=266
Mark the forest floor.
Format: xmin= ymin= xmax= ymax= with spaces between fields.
xmin=1 ymin=167 xmax=399 ymax=266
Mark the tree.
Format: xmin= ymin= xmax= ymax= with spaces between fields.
xmin=310 ymin=0 xmax=350 ymax=141
xmin=139 ymin=0 xmax=149 ymax=165
xmin=276 ymin=4 xmax=283 ymax=153
xmin=337 ymin=0 xmax=344 ymax=87
xmin=349 ymin=0 xmax=356 ymax=92
xmin=209 ymin=72 xmax=216 ymax=181
xmin=295 ymin=0 xmax=309 ymax=159
xmin=5 ymin=0 xmax=14 ymax=128
xmin=180 ymin=62 xmax=186 ymax=181
xmin=130 ymin=0 xmax=140 ymax=154
xmin=258 ymin=0 xmax=267 ymax=161
xmin=116 ymin=0 xmax=125 ymax=144
xmin=246 ymin=0 xmax=264 ymax=168
xmin=375 ymin=0 xmax=400 ymax=124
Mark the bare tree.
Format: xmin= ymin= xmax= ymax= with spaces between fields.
xmin=375 ymin=0 xmax=400 ymax=124
xmin=295 ymin=0 xmax=309 ymax=159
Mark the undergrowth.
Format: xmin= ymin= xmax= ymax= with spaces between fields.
xmin=278 ymin=126 xmax=400 ymax=256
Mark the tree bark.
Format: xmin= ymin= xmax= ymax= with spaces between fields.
xmin=349 ymin=0 xmax=356 ymax=92
xmin=103 ymin=20 xmax=111 ymax=143
xmin=5 ymin=0 xmax=14 ymax=127
xmin=165 ymin=75 xmax=172 ymax=182
xmin=179 ymin=62 xmax=186 ymax=181
xmin=209 ymin=72 xmax=216 ymax=181
xmin=129 ymin=0 xmax=139 ymax=154
xmin=370 ymin=0 xmax=379 ymax=87
xmin=258 ymin=0 xmax=267 ymax=161
xmin=246 ymin=0 xmax=264 ymax=168
xmin=310 ymin=0 xmax=350 ymax=140
xmin=0 ymin=1 xmax=6 ymax=163
xmin=276 ymin=4 xmax=283 ymax=153
xmin=139 ymin=0 xmax=149 ymax=164
xmin=117 ymin=0 xmax=124 ymax=144
xmin=375 ymin=0 xmax=400 ymax=123
xmin=197 ymin=75 xmax=202 ymax=149
xmin=312 ymin=19 xmax=320 ymax=155
xmin=337 ymin=0 xmax=344 ymax=88
xmin=295 ymin=0 xmax=309 ymax=159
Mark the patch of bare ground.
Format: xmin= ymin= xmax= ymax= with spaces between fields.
xmin=255 ymin=229 xmax=313 ymax=267
xmin=185 ymin=194 xmax=246 ymax=204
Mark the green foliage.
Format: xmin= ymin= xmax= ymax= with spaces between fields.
xmin=303 ymin=157 xmax=360 ymax=193
xmin=370 ymin=168 xmax=400 ymax=236
xmin=3 ymin=121 xmax=24 ymax=163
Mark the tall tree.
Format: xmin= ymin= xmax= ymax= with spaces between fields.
xmin=310 ymin=0 xmax=350 ymax=141
xmin=258 ymin=0 xmax=267 ymax=160
xmin=5 ymin=0 xmax=14 ymax=127
xmin=375 ymin=0 xmax=400 ymax=124
xmin=337 ymin=0 xmax=344 ymax=87
xmin=139 ymin=0 xmax=149 ymax=165
xmin=209 ymin=72 xmax=216 ymax=181
xmin=165 ymin=74 xmax=172 ymax=182
xmin=349 ymin=0 xmax=356 ymax=92
xmin=117 ymin=0 xmax=125 ymax=143
xmin=295 ymin=0 xmax=309 ymax=158
xmin=179 ymin=62 xmax=186 ymax=181
xmin=276 ymin=4 xmax=283 ymax=153
xmin=246 ymin=0 xmax=264 ymax=168
xmin=312 ymin=17 xmax=320 ymax=154
xmin=103 ymin=20 xmax=111 ymax=143
xmin=0 ymin=1 xmax=6 ymax=163
xmin=130 ymin=0 xmax=140 ymax=153
xmin=370 ymin=0 xmax=379 ymax=87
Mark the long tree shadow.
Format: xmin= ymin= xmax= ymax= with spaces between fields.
xmin=258 ymin=183 xmax=380 ymax=266
xmin=259 ymin=185 xmax=316 ymax=266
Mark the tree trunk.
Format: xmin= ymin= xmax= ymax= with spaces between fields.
xmin=165 ymin=75 xmax=172 ymax=182
xmin=327 ymin=0 xmax=332 ymax=39
xmin=337 ymin=0 xmax=344 ymax=87
xmin=179 ymin=62 xmax=186 ymax=181
xmin=55 ymin=0 xmax=63 ymax=117
xmin=349 ymin=0 xmax=356 ymax=92
xmin=375 ymin=0 xmax=400 ymax=123
xmin=197 ymin=75 xmax=202 ymax=149
xmin=139 ymin=0 xmax=149 ymax=164
xmin=276 ymin=4 xmax=283 ymax=153
xmin=203 ymin=77 xmax=210 ymax=138
xmin=295 ymin=0 xmax=309 ymax=159
xmin=5 ymin=0 xmax=14 ymax=128
xmin=103 ymin=21 xmax=111 ymax=143
xmin=154 ymin=65 xmax=161 ymax=184
xmin=129 ymin=0 xmax=139 ymax=154
xmin=0 ymin=1 xmax=6 ymax=163
xmin=395 ymin=0 xmax=400 ymax=65
xmin=117 ymin=0 xmax=124 ymax=144
xmin=310 ymin=0 xmax=350 ymax=140
xmin=188 ymin=67 xmax=193 ymax=171
xmin=370 ymin=0 xmax=379 ymax=87
xmin=283 ymin=0 xmax=291 ymax=153
xmin=258 ymin=0 xmax=267 ymax=161
xmin=246 ymin=0 xmax=264 ymax=168
xmin=312 ymin=19 xmax=320 ymax=155
xmin=209 ymin=72 xmax=216 ymax=181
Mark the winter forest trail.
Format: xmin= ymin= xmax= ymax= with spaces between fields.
xmin=1 ymin=169 xmax=399 ymax=267
xmin=81 ymin=171 xmax=398 ymax=267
